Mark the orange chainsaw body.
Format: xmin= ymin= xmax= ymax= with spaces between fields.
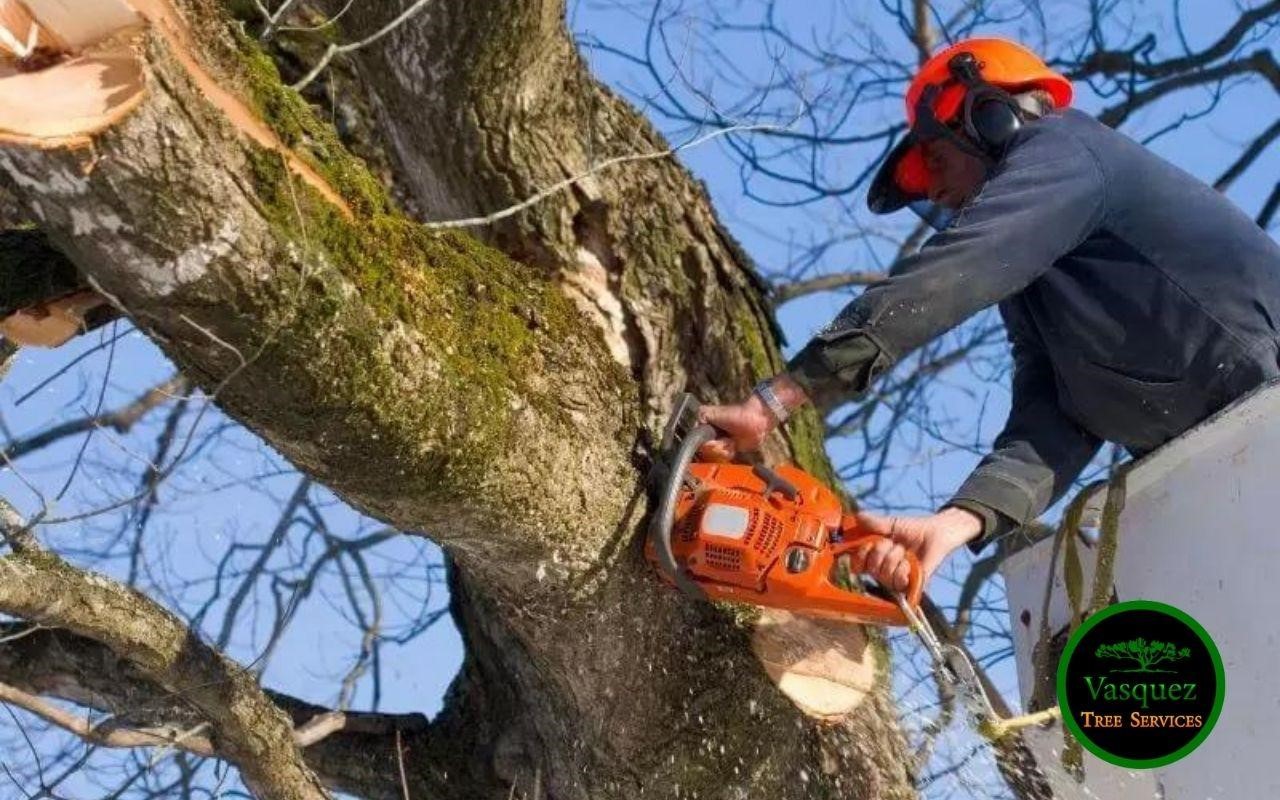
xmin=644 ymin=459 xmax=923 ymax=626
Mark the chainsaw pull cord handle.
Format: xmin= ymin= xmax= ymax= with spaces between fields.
xmin=649 ymin=421 xmax=717 ymax=601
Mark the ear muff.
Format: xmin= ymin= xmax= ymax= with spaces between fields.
xmin=948 ymin=52 xmax=1027 ymax=156
xmin=964 ymin=91 xmax=1023 ymax=151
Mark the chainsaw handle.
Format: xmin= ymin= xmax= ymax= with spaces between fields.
xmin=828 ymin=534 xmax=924 ymax=609
xmin=649 ymin=418 xmax=717 ymax=601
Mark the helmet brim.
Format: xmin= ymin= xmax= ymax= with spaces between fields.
xmin=868 ymin=133 xmax=930 ymax=215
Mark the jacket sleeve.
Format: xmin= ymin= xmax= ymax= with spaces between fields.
xmin=946 ymin=308 xmax=1103 ymax=553
xmin=785 ymin=120 xmax=1107 ymax=408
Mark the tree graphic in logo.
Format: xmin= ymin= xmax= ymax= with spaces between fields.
xmin=1094 ymin=637 xmax=1192 ymax=673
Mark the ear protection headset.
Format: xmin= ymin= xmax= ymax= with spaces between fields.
xmin=912 ymin=51 xmax=1031 ymax=164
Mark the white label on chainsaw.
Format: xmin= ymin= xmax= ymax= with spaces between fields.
xmin=703 ymin=504 xmax=750 ymax=539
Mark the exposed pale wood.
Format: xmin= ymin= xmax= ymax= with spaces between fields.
xmin=21 ymin=0 xmax=140 ymax=48
xmin=751 ymin=609 xmax=878 ymax=719
xmin=129 ymin=0 xmax=352 ymax=217
xmin=0 ymin=289 xmax=106 ymax=347
xmin=0 ymin=49 xmax=146 ymax=148
xmin=0 ymin=0 xmax=68 ymax=56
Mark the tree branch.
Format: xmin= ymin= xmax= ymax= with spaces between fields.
xmin=1214 ymin=118 xmax=1280 ymax=190
xmin=1 ymin=374 xmax=187 ymax=463
xmin=1067 ymin=1 xmax=1280 ymax=82
xmin=1259 ymin=181 xmax=1280 ymax=230
xmin=0 ymin=623 xmax=473 ymax=800
xmin=1098 ymin=49 xmax=1279 ymax=128
xmin=0 ymin=550 xmax=327 ymax=800
xmin=772 ymin=270 xmax=887 ymax=305
xmin=0 ymin=680 xmax=218 ymax=757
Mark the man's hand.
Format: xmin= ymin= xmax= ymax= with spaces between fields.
xmin=697 ymin=375 xmax=809 ymax=460
xmin=696 ymin=395 xmax=774 ymax=461
xmin=847 ymin=507 xmax=984 ymax=591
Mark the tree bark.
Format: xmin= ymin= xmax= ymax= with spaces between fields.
xmin=0 ymin=1 xmax=918 ymax=797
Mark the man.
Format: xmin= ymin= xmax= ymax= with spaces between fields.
xmin=700 ymin=38 xmax=1280 ymax=594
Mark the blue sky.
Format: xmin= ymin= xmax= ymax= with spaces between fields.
xmin=0 ymin=1 xmax=1276 ymax=796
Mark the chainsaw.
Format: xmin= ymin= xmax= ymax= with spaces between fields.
xmin=644 ymin=392 xmax=1064 ymax=739
xmin=644 ymin=392 xmax=923 ymax=626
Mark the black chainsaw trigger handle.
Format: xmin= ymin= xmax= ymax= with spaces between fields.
xmin=650 ymin=394 xmax=714 ymax=601
xmin=752 ymin=463 xmax=798 ymax=502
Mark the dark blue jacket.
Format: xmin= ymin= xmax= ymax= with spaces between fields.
xmin=785 ymin=108 xmax=1280 ymax=551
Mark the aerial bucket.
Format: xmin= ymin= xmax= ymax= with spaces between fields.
xmin=1000 ymin=379 xmax=1280 ymax=798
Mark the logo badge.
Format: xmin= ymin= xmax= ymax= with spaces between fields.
xmin=1057 ymin=599 xmax=1225 ymax=768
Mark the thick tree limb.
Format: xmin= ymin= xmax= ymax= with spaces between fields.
xmin=0 ymin=623 xmax=471 ymax=800
xmin=0 ymin=552 xmax=327 ymax=800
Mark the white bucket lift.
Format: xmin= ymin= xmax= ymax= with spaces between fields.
xmin=1000 ymin=380 xmax=1280 ymax=799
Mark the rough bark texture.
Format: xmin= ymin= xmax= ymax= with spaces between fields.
xmin=0 ymin=552 xmax=328 ymax=800
xmin=0 ymin=1 xmax=918 ymax=797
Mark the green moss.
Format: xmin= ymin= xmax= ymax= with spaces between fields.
xmin=868 ymin=624 xmax=893 ymax=685
xmin=786 ymin=404 xmax=846 ymax=507
xmin=731 ymin=301 xmax=774 ymax=381
xmin=232 ymin=30 xmax=389 ymax=218
xmin=719 ymin=598 xmax=764 ymax=629
xmin=239 ymin=137 xmax=596 ymax=498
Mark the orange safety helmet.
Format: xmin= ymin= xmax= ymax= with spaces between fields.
xmin=868 ymin=38 xmax=1073 ymax=214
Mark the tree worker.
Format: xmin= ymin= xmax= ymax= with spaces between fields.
xmin=698 ymin=37 xmax=1280 ymax=593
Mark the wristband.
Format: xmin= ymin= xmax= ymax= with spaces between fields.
xmin=753 ymin=379 xmax=790 ymax=425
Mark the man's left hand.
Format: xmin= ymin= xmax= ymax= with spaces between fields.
xmin=846 ymin=507 xmax=984 ymax=591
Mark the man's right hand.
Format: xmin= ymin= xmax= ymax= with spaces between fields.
xmin=697 ymin=395 xmax=777 ymax=461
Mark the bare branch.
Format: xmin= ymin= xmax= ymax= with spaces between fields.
xmin=911 ymin=0 xmax=937 ymax=66
xmin=1259 ymin=182 xmax=1280 ymax=230
xmin=1066 ymin=1 xmax=1280 ymax=82
xmin=0 ymin=680 xmax=217 ymax=757
xmin=1214 ymin=118 xmax=1280 ymax=190
xmin=1098 ymin=49 xmax=1279 ymax=128
xmin=772 ymin=270 xmax=887 ymax=305
xmin=292 ymin=0 xmax=435 ymax=90
xmin=1 ymin=375 xmax=187 ymax=463
xmin=422 ymin=122 xmax=794 ymax=230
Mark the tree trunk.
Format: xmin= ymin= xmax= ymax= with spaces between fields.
xmin=0 ymin=1 xmax=917 ymax=797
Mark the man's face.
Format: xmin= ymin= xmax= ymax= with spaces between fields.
xmin=921 ymin=136 xmax=988 ymax=209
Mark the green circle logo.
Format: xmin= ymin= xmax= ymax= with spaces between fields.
xmin=1057 ymin=600 xmax=1225 ymax=768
